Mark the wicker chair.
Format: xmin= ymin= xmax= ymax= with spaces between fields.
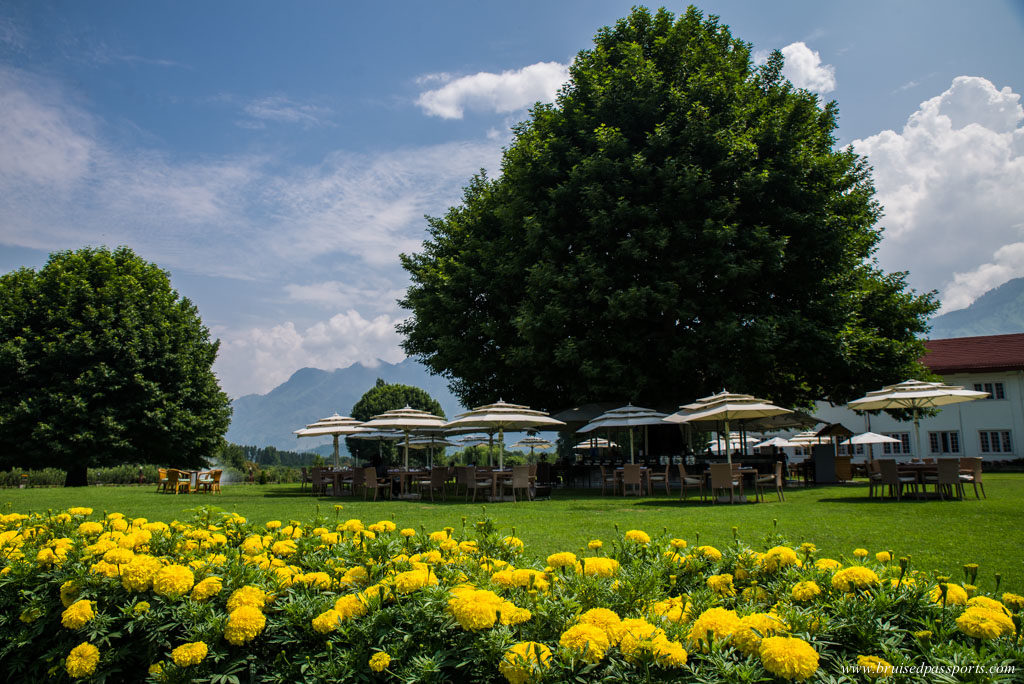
xmin=709 ymin=463 xmax=739 ymax=504
xmin=677 ymin=464 xmax=705 ymax=501
xmin=362 ymin=467 xmax=391 ymax=501
xmin=754 ymin=461 xmax=785 ymax=502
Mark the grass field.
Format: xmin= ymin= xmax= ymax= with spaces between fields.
xmin=4 ymin=474 xmax=1022 ymax=592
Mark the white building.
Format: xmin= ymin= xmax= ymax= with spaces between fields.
xmin=811 ymin=333 xmax=1024 ymax=461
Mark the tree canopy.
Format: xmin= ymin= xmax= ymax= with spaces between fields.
xmin=345 ymin=378 xmax=446 ymax=466
xmin=399 ymin=5 xmax=937 ymax=411
xmin=0 ymin=246 xmax=232 ymax=485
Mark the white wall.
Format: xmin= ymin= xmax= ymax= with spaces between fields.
xmin=810 ymin=370 xmax=1024 ymax=461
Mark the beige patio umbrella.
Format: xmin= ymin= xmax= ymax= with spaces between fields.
xmin=349 ymin=429 xmax=405 ymax=466
xmin=664 ymin=390 xmax=793 ymax=464
xmin=577 ymin=404 xmax=668 ymax=463
xmin=573 ymin=438 xmax=619 ymax=450
xmin=359 ymin=406 xmax=448 ymax=470
xmin=293 ymin=413 xmax=368 ymax=467
xmin=444 ymin=401 xmax=565 ymax=470
xmin=847 ymin=379 xmax=988 ymax=459
xmin=510 ymin=435 xmax=553 ymax=459
xmin=838 ymin=431 xmax=902 ymax=461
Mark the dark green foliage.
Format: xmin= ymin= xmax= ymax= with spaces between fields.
xmin=399 ymin=6 xmax=938 ymax=411
xmin=345 ymin=379 xmax=446 ymax=465
xmin=0 ymin=246 xmax=232 ymax=485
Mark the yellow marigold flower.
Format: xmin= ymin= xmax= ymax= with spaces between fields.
xmin=152 ymin=565 xmax=195 ymax=598
xmin=791 ymin=581 xmax=822 ymax=601
xmin=341 ymin=519 xmax=364 ymax=533
xmin=956 ymin=605 xmax=1016 ymax=639
xmin=831 ymin=566 xmax=879 ymax=592
xmin=560 ymin=623 xmax=610 ymax=662
xmin=375 ymin=520 xmax=397 ymax=533
xmin=240 ymin=536 xmax=265 ymax=556
xmin=224 ymin=605 xmax=267 ymax=645
xmin=582 ymin=557 xmax=619 ymax=578
xmin=742 ymin=585 xmax=770 ymax=602
xmin=853 ymin=548 xmax=868 ymax=558
xmin=341 ymin=566 xmax=369 ymax=586
xmin=369 ymin=651 xmax=391 ymax=672
xmin=171 ymin=641 xmax=208 ymax=667
xmin=761 ymin=546 xmax=799 ymax=572
xmin=19 ymin=607 xmax=41 ymax=623
xmin=618 ymin=618 xmax=666 ymax=661
xmin=687 ymin=607 xmax=740 ymax=649
xmin=649 ymin=596 xmax=692 ymax=624
xmin=265 ymin=520 xmax=282 ymax=530
xmin=875 ymin=551 xmax=892 ymax=563
xmin=799 ymin=542 xmax=816 ymax=554
xmin=312 ymin=609 xmax=342 ymax=634
xmin=670 ymin=538 xmax=687 ymax=549
xmin=588 ymin=539 xmax=603 ymax=550
xmin=732 ymin=613 xmax=787 ymax=656
xmin=121 ymin=554 xmax=162 ymax=592
xmin=68 ymin=507 xmax=94 ymax=516
xmin=134 ymin=601 xmax=150 ymax=614
xmin=491 ymin=569 xmax=515 ymax=586
xmin=270 ymin=539 xmax=297 ymax=557
xmin=814 ymin=558 xmax=842 ymax=571
xmin=61 ymin=600 xmax=95 ymax=630
xmin=77 ymin=521 xmax=103 ymax=536
xmin=394 ymin=568 xmax=438 ymax=594
xmin=400 ymin=528 xmax=416 ymax=537
xmin=499 ymin=603 xmax=532 ymax=626
xmin=578 ymin=607 xmax=623 ymax=644
xmin=502 ymin=536 xmax=524 ymax=551
xmin=707 ymin=573 xmax=736 ymax=596
xmin=225 ymin=586 xmax=266 ymax=613
xmin=109 ymin=519 xmax=128 ymax=532
xmin=449 ymin=589 xmax=505 ymax=630
xmin=652 ymin=637 xmax=688 ymax=668
xmin=928 ymin=583 xmax=968 ymax=606
xmin=695 ymin=545 xmax=723 ymax=561
xmin=103 ymin=547 xmax=134 ymax=565
xmin=1002 ymin=592 xmax=1024 ymax=611
xmin=191 ymin=576 xmax=223 ymax=601
xmin=857 ymin=655 xmax=893 ymax=678
xmin=334 ymin=593 xmax=369 ymax=620
xmin=624 ymin=529 xmax=651 ymax=545
xmin=89 ymin=560 xmax=119 ymax=577
xmin=60 ymin=580 xmax=81 ymax=608
xmin=546 ymin=552 xmax=577 ymax=568
xmin=499 ymin=642 xmax=551 ymax=684
xmin=967 ymin=596 xmax=1007 ymax=613
xmin=458 ymin=540 xmax=478 ymax=554
xmin=758 ymin=636 xmax=819 ymax=681
xmin=65 ymin=642 xmax=100 ymax=679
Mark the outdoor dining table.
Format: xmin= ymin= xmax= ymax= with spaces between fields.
xmin=613 ymin=466 xmax=652 ymax=496
xmin=703 ymin=466 xmax=759 ymax=501
xmin=388 ymin=469 xmax=428 ymax=496
xmin=895 ymin=463 xmax=937 ymax=483
xmin=326 ymin=469 xmax=355 ymax=495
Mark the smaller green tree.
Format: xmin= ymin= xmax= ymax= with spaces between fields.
xmin=0 ymin=247 xmax=232 ymax=486
xmin=346 ymin=379 xmax=446 ymax=467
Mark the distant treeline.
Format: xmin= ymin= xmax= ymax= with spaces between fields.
xmin=218 ymin=443 xmax=320 ymax=470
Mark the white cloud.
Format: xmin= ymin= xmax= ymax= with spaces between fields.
xmin=284 ymin=280 xmax=406 ymax=313
xmin=780 ymin=42 xmax=836 ymax=94
xmin=416 ymin=61 xmax=568 ymax=119
xmin=853 ymin=76 xmax=1024 ymax=313
xmin=215 ymin=310 xmax=405 ymax=396
xmin=241 ymin=96 xmax=333 ymax=128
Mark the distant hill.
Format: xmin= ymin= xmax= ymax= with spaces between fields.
xmin=226 ymin=359 xmax=463 ymax=452
xmin=930 ymin=277 xmax=1024 ymax=339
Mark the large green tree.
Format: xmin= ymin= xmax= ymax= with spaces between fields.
xmin=0 ymin=247 xmax=232 ymax=486
xmin=399 ymin=5 xmax=937 ymax=411
xmin=345 ymin=379 xmax=446 ymax=467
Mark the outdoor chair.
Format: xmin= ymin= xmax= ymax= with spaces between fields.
xmin=419 ymin=467 xmax=448 ymax=501
xmin=621 ymin=464 xmax=644 ymax=496
xmin=156 ymin=468 xmax=169 ymax=493
xmin=648 ymin=463 xmax=671 ymax=496
xmin=348 ymin=467 xmax=365 ymax=497
xmin=677 ymin=463 xmax=705 ymax=501
xmin=362 ymin=467 xmax=391 ymax=501
xmin=310 ymin=466 xmax=334 ymax=497
xmin=835 ymin=456 xmax=853 ymax=484
xmin=755 ymin=461 xmax=785 ymax=502
xmin=873 ymin=459 xmax=917 ymax=501
xmin=164 ymin=469 xmax=190 ymax=495
xmin=454 ymin=466 xmax=470 ymax=497
xmin=599 ymin=466 xmax=618 ymax=495
xmin=503 ymin=465 xmax=532 ymax=502
xmin=923 ymin=459 xmax=964 ymax=500
xmin=299 ymin=467 xmax=312 ymax=492
xmin=196 ymin=469 xmax=222 ymax=494
xmin=709 ymin=463 xmax=740 ymax=504
xmin=464 ymin=466 xmax=492 ymax=502
xmin=959 ymin=457 xmax=985 ymax=499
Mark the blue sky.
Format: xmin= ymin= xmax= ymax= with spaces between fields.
xmin=2 ymin=1 xmax=1023 ymax=398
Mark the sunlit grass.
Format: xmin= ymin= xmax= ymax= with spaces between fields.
xmin=4 ymin=473 xmax=1022 ymax=591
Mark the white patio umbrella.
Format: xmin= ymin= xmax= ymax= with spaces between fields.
xmin=293 ymin=413 xmax=368 ymax=467
xmin=511 ymin=435 xmax=553 ymax=459
xmin=706 ymin=432 xmax=762 ymax=454
xmin=664 ymin=391 xmax=793 ymax=464
xmin=847 ymin=380 xmax=988 ymax=459
xmin=573 ymin=438 xmax=619 ymax=450
xmin=577 ymin=404 xmax=668 ymax=463
xmin=753 ymin=436 xmax=795 ymax=449
xmin=444 ymin=401 xmax=565 ymax=470
xmin=359 ymin=406 xmax=448 ymax=470
xmin=838 ymin=431 xmax=902 ymax=461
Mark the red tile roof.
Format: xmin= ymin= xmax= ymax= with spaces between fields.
xmin=922 ymin=333 xmax=1024 ymax=374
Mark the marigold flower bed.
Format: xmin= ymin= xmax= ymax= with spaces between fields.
xmin=1 ymin=508 xmax=1021 ymax=682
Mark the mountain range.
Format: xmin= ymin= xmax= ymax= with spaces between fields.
xmin=225 ymin=358 xmax=463 ymax=453
xmin=225 ymin=278 xmax=1024 ymax=451
xmin=928 ymin=276 xmax=1024 ymax=339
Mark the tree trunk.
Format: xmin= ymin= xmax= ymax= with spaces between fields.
xmin=64 ymin=462 xmax=89 ymax=487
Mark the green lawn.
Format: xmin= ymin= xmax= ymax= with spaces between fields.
xmin=4 ymin=475 xmax=1022 ymax=592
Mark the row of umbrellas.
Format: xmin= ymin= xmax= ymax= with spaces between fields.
xmin=296 ymin=379 xmax=989 ymax=469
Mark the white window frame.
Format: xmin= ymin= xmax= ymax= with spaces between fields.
xmin=881 ymin=432 xmax=911 ymax=455
xmin=929 ymin=430 xmax=961 ymax=454
xmin=973 ymin=382 xmax=1006 ymax=400
xmin=979 ymin=430 xmax=1013 ymax=454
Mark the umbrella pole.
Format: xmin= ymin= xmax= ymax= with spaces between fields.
xmin=499 ymin=427 xmax=505 ymax=470
xmin=404 ymin=431 xmax=410 ymax=470
xmin=913 ymin=408 xmax=922 ymax=460
xmin=724 ymin=419 xmax=732 ymax=465
xmin=629 ymin=428 xmax=635 ymax=464
xmin=332 ymin=435 xmax=340 ymax=468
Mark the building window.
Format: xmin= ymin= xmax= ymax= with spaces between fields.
xmin=840 ymin=444 xmax=864 ymax=456
xmin=881 ymin=432 xmax=911 ymax=455
xmin=929 ymin=431 xmax=961 ymax=454
xmin=973 ymin=382 xmax=1005 ymax=399
xmin=979 ymin=430 xmax=1013 ymax=453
